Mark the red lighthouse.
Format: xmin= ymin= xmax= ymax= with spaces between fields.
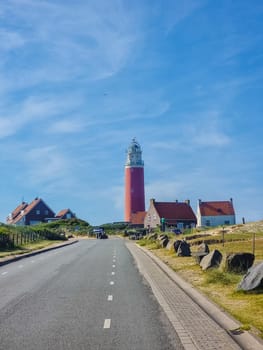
xmin=124 ymin=138 xmax=145 ymax=222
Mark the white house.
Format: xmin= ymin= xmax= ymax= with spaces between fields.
xmin=197 ymin=199 xmax=236 ymax=227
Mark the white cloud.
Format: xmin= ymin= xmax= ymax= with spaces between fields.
xmin=25 ymin=146 xmax=69 ymax=185
xmin=0 ymin=0 xmax=141 ymax=87
xmin=0 ymin=118 xmax=17 ymax=138
xmin=0 ymin=29 xmax=26 ymax=51
xmin=184 ymin=110 xmax=231 ymax=147
xmin=0 ymin=94 xmax=84 ymax=139
xmin=48 ymin=119 xmax=87 ymax=134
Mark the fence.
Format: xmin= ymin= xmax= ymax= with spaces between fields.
xmin=0 ymin=232 xmax=42 ymax=249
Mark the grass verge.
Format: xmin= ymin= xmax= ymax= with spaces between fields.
xmin=138 ymin=232 xmax=263 ymax=339
xmin=0 ymin=240 xmax=64 ymax=259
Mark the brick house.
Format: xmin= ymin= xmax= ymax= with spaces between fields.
xmin=6 ymin=197 xmax=55 ymax=226
xmin=144 ymin=198 xmax=197 ymax=230
xmin=197 ymin=199 xmax=236 ymax=227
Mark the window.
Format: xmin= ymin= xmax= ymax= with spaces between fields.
xmin=224 ymin=220 xmax=230 ymax=225
xmin=36 ymin=210 xmax=40 ymax=215
xmin=206 ymin=220 xmax=210 ymax=226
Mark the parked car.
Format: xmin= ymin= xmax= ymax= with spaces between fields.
xmin=171 ymin=228 xmax=182 ymax=235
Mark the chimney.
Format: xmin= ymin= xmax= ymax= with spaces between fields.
xmin=185 ymin=199 xmax=190 ymax=205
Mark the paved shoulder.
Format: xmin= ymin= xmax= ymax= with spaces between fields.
xmin=126 ymin=242 xmax=256 ymax=350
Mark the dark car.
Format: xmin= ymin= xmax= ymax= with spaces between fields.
xmin=172 ymin=229 xmax=182 ymax=235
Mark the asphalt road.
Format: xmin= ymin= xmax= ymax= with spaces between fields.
xmin=0 ymin=238 xmax=182 ymax=350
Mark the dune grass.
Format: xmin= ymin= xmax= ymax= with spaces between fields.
xmin=139 ymin=226 xmax=263 ymax=339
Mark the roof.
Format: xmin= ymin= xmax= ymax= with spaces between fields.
xmin=130 ymin=211 xmax=147 ymax=225
xmin=11 ymin=198 xmax=42 ymax=224
xmin=56 ymin=209 xmax=71 ymax=218
xmin=153 ymin=201 xmax=196 ymax=222
xmin=7 ymin=198 xmax=55 ymax=224
xmin=8 ymin=201 xmax=28 ymax=222
xmin=199 ymin=201 xmax=235 ymax=216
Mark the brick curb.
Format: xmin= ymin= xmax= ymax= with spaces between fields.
xmin=138 ymin=245 xmax=263 ymax=350
xmin=0 ymin=239 xmax=79 ymax=267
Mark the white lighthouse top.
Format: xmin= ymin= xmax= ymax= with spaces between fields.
xmin=125 ymin=138 xmax=144 ymax=167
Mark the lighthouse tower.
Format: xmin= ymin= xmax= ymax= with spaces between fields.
xmin=124 ymin=138 xmax=145 ymax=222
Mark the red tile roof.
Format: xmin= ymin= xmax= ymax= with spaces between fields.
xmin=199 ymin=201 xmax=235 ymax=216
xmin=154 ymin=202 xmax=196 ymax=222
xmin=56 ymin=209 xmax=70 ymax=218
xmin=11 ymin=198 xmax=42 ymax=224
xmin=8 ymin=202 xmax=28 ymax=222
xmin=7 ymin=198 xmax=55 ymax=224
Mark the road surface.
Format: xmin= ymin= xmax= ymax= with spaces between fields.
xmin=0 ymin=238 xmax=182 ymax=350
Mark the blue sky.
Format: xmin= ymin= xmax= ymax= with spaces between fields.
xmin=0 ymin=0 xmax=262 ymax=225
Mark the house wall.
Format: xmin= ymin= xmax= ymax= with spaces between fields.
xmin=144 ymin=202 xmax=160 ymax=228
xmin=25 ymin=201 xmax=55 ymax=225
xmin=196 ymin=206 xmax=202 ymax=226
xmin=199 ymin=215 xmax=236 ymax=227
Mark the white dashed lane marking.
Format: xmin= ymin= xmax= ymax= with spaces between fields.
xmin=103 ymin=319 xmax=111 ymax=329
xmin=18 ymin=265 xmax=23 ymax=269
xmin=110 ymin=281 xmax=114 ymax=285
xmin=111 ymin=271 xmax=115 ymax=275
xmin=108 ymin=295 xmax=113 ymax=301
xmin=112 ymin=264 xmax=116 ymax=268
xmin=1 ymin=271 xmax=8 ymax=276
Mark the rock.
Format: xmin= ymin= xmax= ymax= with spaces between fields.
xmin=197 ymin=242 xmax=210 ymax=254
xmin=177 ymin=240 xmax=191 ymax=257
xmin=192 ymin=242 xmax=210 ymax=264
xmin=158 ymin=234 xmax=168 ymax=241
xmin=200 ymin=249 xmax=222 ymax=270
xmin=192 ymin=251 xmax=208 ymax=264
xmin=166 ymin=239 xmax=176 ymax=250
xmin=225 ymin=252 xmax=255 ymax=273
xmin=160 ymin=236 xmax=169 ymax=248
xmin=148 ymin=233 xmax=158 ymax=240
xmin=174 ymin=240 xmax=182 ymax=253
xmin=238 ymin=261 xmax=263 ymax=291
xmin=157 ymin=234 xmax=169 ymax=248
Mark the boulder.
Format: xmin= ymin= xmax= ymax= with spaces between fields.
xmin=197 ymin=242 xmax=210 ymax=254
xmin=192 ymin=242 xmax=210 ymax=264
xmin=225 ymin=253 xmax=255 ymax=273
xmin=174 ymin=240 xmax=182 ymax=253
xmin=238 ymin=261 xmax=263 ymax=291
xmin=177 ymin=240 xmax=191 ymax=257
xmin=160 ymin=236 xmax=169 ymax=248
xmin=148 ymin=233 xmax=158 ymax=240
xmin=200 ymin=249 xmax=222 ymax=270
xmin=158 ymin=234 xmax=168 ymax=241
xmin=166 ymin=239 xmax=176 ymax=251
